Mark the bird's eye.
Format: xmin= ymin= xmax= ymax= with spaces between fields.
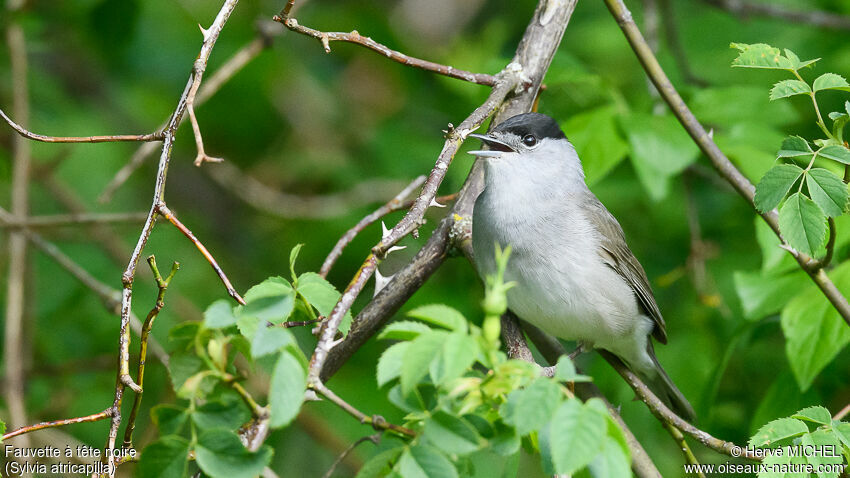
xmin=522 ymin=134 xmax=538 ymax=147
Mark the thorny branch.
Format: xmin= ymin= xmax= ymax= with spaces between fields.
xmin=603 ymin=0 xmax=850 ymax=327
xmin=273 ymin=7 xmax=497 ymax=87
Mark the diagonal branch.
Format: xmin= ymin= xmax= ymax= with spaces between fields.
xmin=603 ymin=0 xmax=850 ymax=327
xmin=273 ymin=8 xmax=497 ymax=86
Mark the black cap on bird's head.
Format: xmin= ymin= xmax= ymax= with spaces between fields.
xmin=468 ymin=112 xmax=567 ymax=157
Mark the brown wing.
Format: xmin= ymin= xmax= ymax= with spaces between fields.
xmin=586 ymin=195 xmax=667 ymax=344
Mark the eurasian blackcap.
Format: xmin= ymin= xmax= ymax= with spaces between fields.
xmin=469 ymin=112 xmax=695 ymax=421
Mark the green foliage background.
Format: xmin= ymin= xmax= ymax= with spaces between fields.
xmin=1 ymin=0 xmax=850 ymax=476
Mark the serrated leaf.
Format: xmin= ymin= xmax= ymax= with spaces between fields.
xmin=423 ymin=412 xmax=482 ymax=456
xmin=296 ymin=272 xmax=353 ymax=334
xmin=407 ymin=304 xmax=467 ymax=332
xmin=430 ymin=332 xmax=478 ymax=386
xmin=781 ymin=262 xmax=850 ymax=391
xmin=138 ymin=436 xmax=190 ymax=478
xmin=242 ymin=277 xmax=295 ymax=322
xmin=779 ymin=192 xmax=826 ymax=256
xmin=378 ymin=321 xmax=433 ymax=341
xmin=770 ymin=79 xmax=811 ymax=100
xmin=730 ymin=43 xmax=797 ymax=70
xmin=500 ymin=378 xmax=563 ymax=436
xmin=395 ymin=445 xmax=458 ymax=478
xmin=355 ymin=447 xmax=404 ymax=478
xmin=749 ymin=417 xmax=809 ymax=447
xmin=151 ymin=405 xmax=189 ymax=436
xmin=554 ymin=356 xmax=591 ymax=383
xmin=813 ymin=73 xmax=850 ymax=92
xmin=818 ymin=145 xmax=850 ymax=164
xmin=401 ymin=331 xmax=447 ymax=394
xmin=269 ymin=351 xmax=307 ymax=428
xmin=801 ymin=430 xmax=844 ymax=473
xmin=754 ymin=164 xmax=804 ymax=212
xmin=549 ymin=399 xmax=607 ymax=475
xmin=377 ymin=342 xmax=409 ymax=387
xmin=777 ymin=136 xmax=813 ymax=158
xmin=195 ymin=429 xmax=273 ymax=478
xmin=204 ymin=299 xmax=237 ymax=329
xmin=806 ymin=168 xmax=848 ymax=217
xmin=251 ymin=324 xmax=294 ymax=358
xmin=791 ymin=406 xmax=832 ymax=425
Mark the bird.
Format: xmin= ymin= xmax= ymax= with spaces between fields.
xmin=469 ymin=112 xmax=695 ymax=421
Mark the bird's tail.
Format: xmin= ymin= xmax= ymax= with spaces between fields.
xmin=639 ymin=343 xmax=696 ymax=422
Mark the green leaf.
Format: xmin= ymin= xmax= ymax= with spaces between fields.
xmin=755 ymin=217 xmax=797 ymax=274
xmin=204 ymin=299 xmax=237 ymax=329
xmin=778 ymin=192 xmax=826 ymax=256
xmin=269 ymin=351 xmax=307 ymax=428
xmin=168 ymin=352 xmax=203 ymax=394
xmin=395 ymin=445 xmax=458 ymax=478
xmin=813 ymin=73 xmax=850 ymax=92
xmin=401 ymin=331 xmax=447 ymax=394
xmin=242 ymin=277 xmax=295 ymax=322
xmin=749 ymin=417 xmax=809 ymax=447
xmin=289 ymin=243 xmax=303 ymax=281
xmin=489 ymin=422 xmax=520 ymax=457
xmin=802 ymin=430 xmax=844 ymax=475
xmin=407 ymin=304 xmax=467 ymax=332
xmin=733 ymin=269 xmax=808 ymax=320
xmin=806 ymin=168 xmax=848 ymax=217
xmin=151 ymin=405 xmax=188 ymax=435
xmin=296 ymin=272 xmax=352 ymax=334
xmin=423 ymin=412 xmax=482 ymax=456
xmin=587 ymin=436 xmax=631 ymax=478
xmin=195 ymin=429 xmax=273 ymax=478
xmin=192 ymin=399 xmax=251 ymax=431
xmin=251 ymin=324 xmax=294 ymax=358
xmin=562 ymin=106 xmax=628 ymax=185
xmin=769 ymin=80 xmax=811 ymax=100
xmin=754 ymin=164 xmax=804 ymax=212
xmin=378 ymin=321 xmax=433 ymax=341
xmin=377 ymin=341 xmax=409 ymax=387
xmin=730 ymin=43 xmax=803 ymax=70
xmin=777 ymin=136 xmax=813 ymax=158
xmin=356 ymin=447 xmax=404 ymax=478
xmin=784 ymin=48 xmax=818 ymax=70
xmin=177 ymin=370 xmax=217 ymax=400
xmin=554 ymin=356 xmax=591 ymax=383
xmin=500 ymin=378 xmax=563 ymax=436
xmin=833 ymin=422 xmax=850 ymax=449
xmin=138 ymin=436 xmax=190 ymax=478
xmin=791 ymin=406 xmax=832 ymax=425
xmin=168 ymin=322 xmax=200 ymax=351
xmin=549 ymin=398 xmax=607 ymax=475
xmin=622 ymin=113 xmax=700 ymax=201
xmin=430 ymin=332 xmax=478 ymax=386
xmin=818 ymin=145 xmax=850 ymax=164
xmin=781 ymin=262 xmax=850 ymax=391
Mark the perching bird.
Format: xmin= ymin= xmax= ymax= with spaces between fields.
xmin=469 ymin=112 xmax=695 ymax=421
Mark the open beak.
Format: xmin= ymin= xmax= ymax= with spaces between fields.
xmin=467 ymin=133 xmax=515 ymax=158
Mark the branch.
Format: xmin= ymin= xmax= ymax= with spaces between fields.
xmin=98 ymin=22 xmax=283 ymax=203
xmin=0 ymin=211 xmax=148 ymax=229
xmin=603 ymin=0 xmax=850 ymax=327
xmin=311 ymin=382 xmax=415 ymax=438
xmin=598 ymin=350 xmax=761 ymax=461
xmin=321 ymin=433 xmax=381 ymax=478
xmin=700 ymin=0 xmax=850 ymax=30
xmin=320 ymin=175 xmax=427 ymax=278
xmin=0 ymin=107 xmax=163 ymax=143
xmin=273 ymin=11 xmax=497 ymax=86
xmin=2 ymin=410 xmax=112 ymax=442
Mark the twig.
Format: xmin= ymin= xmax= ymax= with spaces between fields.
xmin=700 ymin=0 xmax=850 ymax=30
xmin=2 ymin=410 xmax=112 ymax=442
xmin=0 ymin=212 xmax=148 ymax=229
xmin=320 ymin=176 xmax=427 ymax=277
xmin=834 ymin=403 xmax=850 ymax=421
xmin=321 ymin=433 xmax=381 ymax=478
xmin=273 ymin=11 xmax=497 ymax=87
xmin=0 ymin=107 xmax=163 ymax=143
xmin=205 ymin=160 xmax=413 ymax=219
xmin=598 ymin=350 xmax=761 ymax=460
xmin=108 ymin=2 xmax=240 ymax=472
xmin=3 ymin=15 xmax=31 ymax=450
xmin=602 ymin=0 xmax=850 ymax=327
xmin=157 ymin=203 xmax=245 ymax=305
xmin=663 ymin=422 xmax=704 ymax=475
xmin=123 ymin=257 xmax=179 ymax=449
xmin=311 ymin=382 xmax=415 ymax=438
xmin=98 ymin=23 xmax=282 ymax=204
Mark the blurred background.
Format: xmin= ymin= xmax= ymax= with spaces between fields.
xmin=1 ymin=0 xmax=849 ymax=475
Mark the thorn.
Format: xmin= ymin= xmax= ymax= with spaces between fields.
xmin=198 ymin=24 xmax=211 ymax=41
xmin=708 ymin=128 xmax=714 ymax=140
xmin=387 ymin=245 xmax=407 ymax=254
xmin=374 ymin=268 xmax=395 ymax=297
xmin=328 ymin=337 xmax=344 ymax=350
xmin=304 ymin=390 xmax=321 ymax=402
xmin=381 ymin=221 xmax=391 ymax=239
xmin=429 ymin=198 xmax=446 ymax=208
